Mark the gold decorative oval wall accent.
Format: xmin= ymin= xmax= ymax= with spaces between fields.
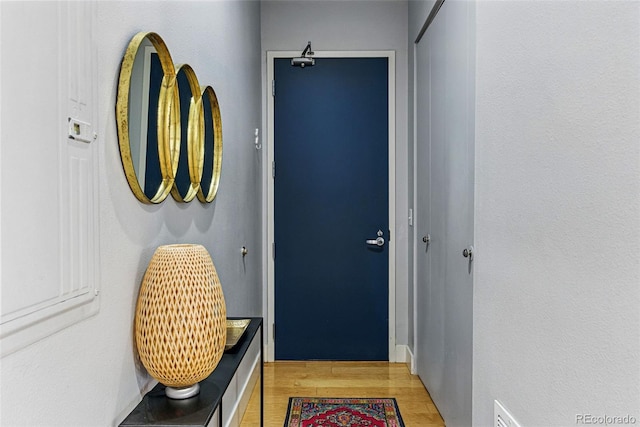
xmin=197 ymin=85 xmax=223 ymax=203
xmin=171 ymin=64 xmax=204 ymax=203
xmin=116 ymin=32 xmax=180 ymax=204
xmin=116 ymin=32 xmax=223 ymax=204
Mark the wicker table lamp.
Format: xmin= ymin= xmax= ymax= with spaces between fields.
xmin=135 ymin=244 xmax=227 ymax=399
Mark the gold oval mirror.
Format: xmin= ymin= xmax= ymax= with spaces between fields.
xmin=171 ymin=64 xmax=204 ymax=203
xmin=116 ymin=32 xmax=180 ymax=204
xmin=197 ymin=85 xmax=223 ymax=203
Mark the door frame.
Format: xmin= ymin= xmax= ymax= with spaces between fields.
xmin=265 ymin=50 xmax=397 ymax=362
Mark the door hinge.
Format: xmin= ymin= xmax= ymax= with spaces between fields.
xmin=272 ymin=323 xmax=276 ymax=340
xmin=272 ymin=161 xmax=276 ymax=179
xmin=388 ymin=229 xmax=391 ymax=242
xmin=272 ymin=80 xmax=276 ymax=97
xmin=272 ymin=242 xmax=276 ymax=260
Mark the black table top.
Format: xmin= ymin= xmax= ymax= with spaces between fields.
xmin=119 ymin=317 xmax=263 ymax=427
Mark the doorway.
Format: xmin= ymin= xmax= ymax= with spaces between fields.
xmin=266 ymin=51 xmax=396 ymax=361
xmin=413 ymin=0 xmax=475 ymax=425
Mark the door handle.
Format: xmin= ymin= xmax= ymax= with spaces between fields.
xmin=366 ymin=237 xmax=385 ymax=247
xmin=367 ymin=230 xmax=385 ymax=247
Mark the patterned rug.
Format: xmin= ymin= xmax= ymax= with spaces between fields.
xmin=284 ymin=397 xmax=405 ymax=427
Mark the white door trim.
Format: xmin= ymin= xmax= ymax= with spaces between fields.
xmin=265 ymin=50 xmax=397 ymax=362
xmin=412 ymin=41 xmax=420 ymax=375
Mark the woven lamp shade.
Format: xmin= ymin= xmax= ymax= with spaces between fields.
xmin=135 ymin=244 xmax=226 ymax=392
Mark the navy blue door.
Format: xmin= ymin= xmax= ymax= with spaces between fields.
xmin=274 ymin=57 xmax=389 ymax=360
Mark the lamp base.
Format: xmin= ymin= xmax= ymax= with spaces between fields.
xmin=165 ymin=383 xmax=200 ymax=399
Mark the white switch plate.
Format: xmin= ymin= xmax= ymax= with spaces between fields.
xmin=68 ymin=117 xmax=93 ymax=143
xmin=254 ymin=127 xmax=261 ymax=149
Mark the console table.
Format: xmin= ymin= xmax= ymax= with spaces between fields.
xmin=119 ymin=317 xmax=263 ymax=427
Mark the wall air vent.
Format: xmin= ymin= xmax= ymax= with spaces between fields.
xmin=495 ymin=400 xmax=522 ymax=427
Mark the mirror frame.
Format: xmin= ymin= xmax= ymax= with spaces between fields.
xmin=116 ymin=32 xmax=180 ymax=204
xmin=171 ymin=64 xmax=204 ymax=203
xmin=197 ymin=85 xmax=223 ymax=203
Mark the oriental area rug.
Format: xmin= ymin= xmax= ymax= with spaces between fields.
xmin=284 ymin=397 xmax=405 ymax=427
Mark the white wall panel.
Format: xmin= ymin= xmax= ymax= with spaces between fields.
xmin=0 ymin=1 xmax=263 ymax=425
xmin=1 ymin=1 xmax=99 ymax=357
xmin=474 ymin=1 xmax=640 ymax=425
xmin=408 ymin=1 xmax=640 ymax=425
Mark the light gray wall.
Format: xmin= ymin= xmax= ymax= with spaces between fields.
xmin=0 ymin=1 xmax=262 ymax=425
xmin=406 ymin=0 xmax=442 ymax=355
xmin=261 ymin=0 xmax=411 ymax=347
xmin=407 ymin=0 xmax=439 ymax=354
xmin=410 ymin=0 xmax=640 ymax=425
xmin=473 ymin=1 xmax=639 ymax=425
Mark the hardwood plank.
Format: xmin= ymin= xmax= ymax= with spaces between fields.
xmin=239 ymin=361 xmax=444 ymax=426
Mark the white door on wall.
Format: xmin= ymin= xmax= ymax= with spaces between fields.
xmin=414 ymin=0 xmax=475 ymax=425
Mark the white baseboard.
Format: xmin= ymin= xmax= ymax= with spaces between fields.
xmin=408 ymin=346 xmax=416 ymax=374
xmin=394 ymin=344 xmax=414 ymax=373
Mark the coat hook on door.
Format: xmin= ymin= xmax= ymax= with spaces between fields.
xmin=462 ymin=245 xmax=474 ymax=261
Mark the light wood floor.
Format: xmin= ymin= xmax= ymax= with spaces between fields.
xmin=240 ymin=361 xmax=444 ymax=426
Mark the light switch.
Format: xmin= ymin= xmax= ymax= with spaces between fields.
xmin=68 ymin=117 xmax=93 ymax=143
